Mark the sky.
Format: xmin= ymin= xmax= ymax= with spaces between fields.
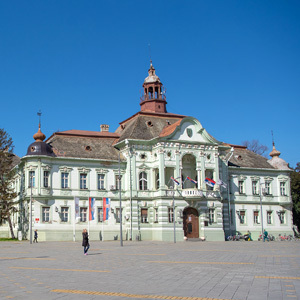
xmin=0 ymin=0 xmax=299 ymax=168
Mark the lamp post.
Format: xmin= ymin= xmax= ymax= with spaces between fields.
xmin=118 ymin=152 xmax=123 ymax=247
xmin=125 ymin=139 xmax=133 ymax=241
xmin=226 ymin=147 xmax=234 ymax=237
xmin=29 ymin=171 xmax=33 ymax=244
xmin=259 ymin=180 xmax=265 ymax=237
xmin=173 ymin=187 xmax=176 ymax=244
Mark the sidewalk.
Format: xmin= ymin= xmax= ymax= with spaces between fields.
xmin=0 ymin=240 xmax=299 ymax=299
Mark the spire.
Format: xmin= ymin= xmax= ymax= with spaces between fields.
xmin=140 ymin=62 xmax=167 ymax=113
xmin=33 ymin=110 xmax=46 ymax=142
xmin=269 ymin=141 xmax=281 ymax=158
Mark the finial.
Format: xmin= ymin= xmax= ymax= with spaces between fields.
xmin=271 ymin=130 xmax=274 ymax=147
xmin=33 ymin=109 xmax=46 ymax=142
xmin=37 ymin=110 xmax=42 ymax=128
xmin=148 ymin=43 xmax=152 ymax=66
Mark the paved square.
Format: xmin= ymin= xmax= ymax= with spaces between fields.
xmin=0 ymin=240 xmax=299 ymax=300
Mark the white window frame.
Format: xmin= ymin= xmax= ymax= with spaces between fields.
xmin=139 ymin=171 xmax=148 ymax=191
xmin=253 ymin=210 xmax=259 ymax=224
xmin=61 ymin=172 xmax=69 ymax=189
xmin=267 ymin=211 xmax=272 ymax=225
xmin=168 ymin=207 xmax=174 ymax=223
xmin=80 ymin=207 xmax=87 ymax=222
xmin=29 ymin=171 xmax=35 ymax=188
xmin=42 ymin=206 xmax=50 ymax=223
xmin=280 ymin=182 xmax=286 ymax=196
xmin=61 ymin=207 xmax=69 ymax=222
xmin=238 ymin=181 xmax=244 ymax=194
xmin=97 ymin=174 xmax=105 ymax=190
xmin=80 ymin=173 xmax=88 ymax=190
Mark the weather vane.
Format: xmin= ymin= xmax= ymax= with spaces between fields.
xmin=148 ymin=43 xmax=152 ymax=64
xmin=271 ymin=130 xmax=274 ymax=146
xmin=37 ymin=110 xmax=42 ymax=128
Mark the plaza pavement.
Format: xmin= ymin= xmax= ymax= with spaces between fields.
xmin=0 ymin=239 xmax=299 ymax=300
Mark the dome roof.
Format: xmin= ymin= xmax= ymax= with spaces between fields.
xmin=267 ymin=143 xmax=290 ymax=170
xmin=144 ymin=62 xmax=161 ymax=84
xmin=26 ymin=141 xmax=55 ymax=157
xmin=26 ymin=125 xmax=55 ymax=157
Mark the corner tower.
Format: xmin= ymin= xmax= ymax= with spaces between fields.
xmin=140 ymin=61 xmax=167 ymax=113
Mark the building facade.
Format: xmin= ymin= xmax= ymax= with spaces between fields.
xmin=1 ymin=63 xmax=293 ymax=241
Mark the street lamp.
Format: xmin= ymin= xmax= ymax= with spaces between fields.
xmin=125 ymin=139 xmax=133 ymax=241
xmin=118 ymin=151 xmax=123 ymax=247
xmin=29 ymin=171 xmax=33 ymax=244
xmin=259 ymin=181 xmax=266 ymax=237
xmin=226 ymin=147 xmax=234 ymax=237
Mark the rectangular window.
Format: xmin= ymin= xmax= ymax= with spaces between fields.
xmin=267 ymin=211 xmax=272 ymax=224
xmin=98 ymin=207 xmax=103 ymax=222
xmin=61 ymin=207 xmax=69 ymax=222
xmin=61 ymin=173 xmax=69 ymax=189
xmin=44 ymin=171 xmax=49 ymax=188
xmin=116 ymin=208 xmax=122 ymax=223
xmin=80 ymin=207 xmax=87 ymax=222
xmin=42 ymin=207 xmax=50 ymax=222
xmin=239 ymin=211 xmax=245 ymax=224
xmin=97 ymin=174 xmax=105 ymax=190
xmin=154 ymin=208 xmax=158 ymax=223
xmin=279 ymin=212 xmax=285 ymax=224
xmin=280 ymin=182 xmax=286 ymax=196
xmin=209 ymin=209 xmax=215 ymax=224
xmin=253 ymin=211 xmax=259 ymax=224
xmin=141 ymin=208 xmax=148 ymax=223
xmin=238 ymin=181 xmax=244 ymax=194
xmin=168 ymin=207 xmax=174 ymax=223
xmin=80 ymin=173 xmax=87 ymax=190
xmin=252 ymin=181 xmax=258 ymax=195
xmin=115 ymin=175 xmax=122 ymax=190
xmin=29 ymin=171 xmax=35 ymax=187
xmin=265 ymin=182 xmax=271 ymax=195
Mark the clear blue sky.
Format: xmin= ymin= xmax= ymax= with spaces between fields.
xmin=1 ymin=1 xmax=299 ymax=168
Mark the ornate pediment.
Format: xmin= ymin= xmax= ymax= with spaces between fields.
xmin=161 ymin=117 xmax=221 ymax=145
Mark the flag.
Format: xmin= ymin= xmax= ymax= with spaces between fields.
xmin=103 ymin=197 xmax=111 ymax=221
xmin=217 ymin=179 xmax=227 ymax=188
xmin=205 ymin=178 xmax=216 ymax=187
xmin=170 ymin=176 xmax=180 ymax=185
xmin=89 ymin=197 xmax=95 ymax=221
xmin=74 ymin=197 xmax=80 ymax=219
xmin=186 ymin=176 xmax=197 ymax=185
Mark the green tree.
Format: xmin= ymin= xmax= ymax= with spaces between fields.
xmin=291 ymin=162 xmax=300 ymax=234
xmin=0 ymin=128 xmax=17 ymax=239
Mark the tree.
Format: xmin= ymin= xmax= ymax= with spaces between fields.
xmin=242 ymin=140 xmax=268 ymax=157
xmin=0 ymin=128 xmax=17 ymax=239
xmin=291 ymin=162 xmax=300 ymax=234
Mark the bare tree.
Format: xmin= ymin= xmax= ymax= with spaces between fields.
xmin=0 ymin=128 xmax=17 ymax=239
xmin=242 ymin=140 xmax=268 ymax=157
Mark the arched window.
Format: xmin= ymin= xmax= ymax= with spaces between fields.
xmin=139 ymin=172 xmax=148 ymax=190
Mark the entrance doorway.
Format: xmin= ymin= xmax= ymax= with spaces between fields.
xmin=183 ymin=207 xmax=199 ymax=238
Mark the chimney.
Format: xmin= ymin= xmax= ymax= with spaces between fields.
xmin=100 ymin=124 xmax=109 ymax=132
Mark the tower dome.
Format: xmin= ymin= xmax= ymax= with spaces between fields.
xmin=26 ymin=124 xmax=55 ymax=157
xmin=268 ymin=143 xmax=290 ymax=170
xmin=140 ymin=61 xmax=167 ymax=113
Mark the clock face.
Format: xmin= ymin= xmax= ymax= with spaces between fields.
xmin=31 ymin=146 xmax=36 ymax=152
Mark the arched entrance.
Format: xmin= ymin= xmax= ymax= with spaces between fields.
xmin=183 ymin=207 xmax=199 ymax=239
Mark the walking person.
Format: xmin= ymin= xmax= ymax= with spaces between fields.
xmin=263 ymin=229 xmax=269 ymax=242
xmin=33 ymin=230 xmax=38 ymax=243
xmin=82 ymin=229 xmax=90 ymax=255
